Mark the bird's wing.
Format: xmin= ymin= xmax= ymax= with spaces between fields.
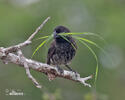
xmin=47 ymin=40 xmax=56 ymax=65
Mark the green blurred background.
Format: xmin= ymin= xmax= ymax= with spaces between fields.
xmin=0 ymin=0 xmax=125 ymax=100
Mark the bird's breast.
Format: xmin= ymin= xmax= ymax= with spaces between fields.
xmin=50 ymin=42 xmax=76 ymax=65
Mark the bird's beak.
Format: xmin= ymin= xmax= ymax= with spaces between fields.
xmin=53 ymin=31 xmax=56 ymax=38
xmin=53 ymin=31 xmax=59 ymax=39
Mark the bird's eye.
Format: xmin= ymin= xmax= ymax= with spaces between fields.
xmin=56 ymin=29 xmax=61 ymax=33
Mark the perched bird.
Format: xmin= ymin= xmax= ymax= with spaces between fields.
xmin=47 ymin=26 xmax=77 ymax=73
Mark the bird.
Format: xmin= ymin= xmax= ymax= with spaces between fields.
xmin=47 ymin=26 xmax=77 ymax=73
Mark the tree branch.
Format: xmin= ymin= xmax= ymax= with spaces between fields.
xmin=0 ymin=17 xmax=92 ymax=88
xmin=27 ymin=16 xmax=50 ymax=41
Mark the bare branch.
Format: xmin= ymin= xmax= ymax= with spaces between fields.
xmin=27 ymin=16 xmax=51 ymax=41
xmin=5 ymin=41 xmax=31 ymax=54
xmin=0 ymin=48 xmax=92 ymax=88
xmin=24 ymin=62 xmax=42 ymax=88
xmin=4 ymin=17 xmax=50 ymax=54
xmin=17 ymin=50 xmax=42 ymax=88
xmin=0 ymin=17 xmax=92 ymax=88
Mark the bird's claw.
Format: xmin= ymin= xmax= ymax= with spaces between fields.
xmin=56 ymin=66 xmax=64 ymax=74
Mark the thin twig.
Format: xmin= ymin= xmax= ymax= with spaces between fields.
xmin=4 ymin=17 xmax=50 ymax=54
xmin=24 ymin=62 xmax=42 ymax=88
xmin=17 ymin=50 xmax=42 ymax=88
xmin=27 ymin=17 xmax=51 ymax=41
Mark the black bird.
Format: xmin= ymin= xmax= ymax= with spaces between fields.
xmin=47 ymin=26 xmax=77 ymax=73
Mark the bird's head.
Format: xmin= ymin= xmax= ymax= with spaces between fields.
xmin=53 ymin=26 xmax=70 ymax=39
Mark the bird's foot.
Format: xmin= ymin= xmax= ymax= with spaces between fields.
xmin=71 ymin=70 xmax=79 ymax=77
xmin=65 ymin=65 xmax=78 ymax=76
xmin=56 ymin=66 xmax=64 ymax=74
